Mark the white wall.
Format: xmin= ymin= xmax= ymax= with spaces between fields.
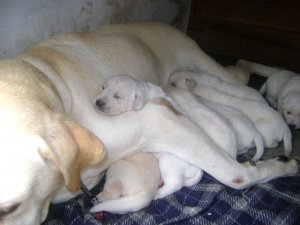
xmin=0 ymin=0 xmax=191 ymax=58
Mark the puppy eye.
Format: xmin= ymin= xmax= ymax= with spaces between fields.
xmin=102 ymin=86 xmax=105 ymax=90
xmin=287 ymin=111 xmax=291 ymax=115
xmin=114 ymin=94 xmax=121 ymax=99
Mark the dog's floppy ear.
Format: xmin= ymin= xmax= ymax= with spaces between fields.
xmin=38 ymin=113 xmax=105 ymax=192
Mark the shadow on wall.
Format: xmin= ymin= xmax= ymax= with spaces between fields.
xmin=0 ymin=0 xmax=191 ymax=58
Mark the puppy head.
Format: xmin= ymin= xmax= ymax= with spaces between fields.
xmin=94 ymin=74 xmax=146 ymax=116
xmin=168 ymin=71 xmax=197 ymax=89
xmin=278 ymin=92 xmax=300 ymax=129
xmin=0 ymin=114 xmax=105 ymax=225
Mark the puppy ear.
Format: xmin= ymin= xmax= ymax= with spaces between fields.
xmin=186 ymin=78 xmax=196 ymax=89
xmin=132 ymin=93 xmax=145 ymax=111
xmin=277 ymin=98 xmax=284 ymax=114
xmin=38 ymin=113 xmax=105 ymax=192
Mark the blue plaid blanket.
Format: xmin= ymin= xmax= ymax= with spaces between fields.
xmin=44 ymin=155 xmax=300 ymax=225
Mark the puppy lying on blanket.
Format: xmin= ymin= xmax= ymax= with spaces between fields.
xmin=91 ymin=152 xmax=160 ymax=214
xmin=0 ymin=22 xmax=299 ymax=224
xmin=93 ymin=75 xmax=203 ymax=212
xmin=169 ymin=71 xmax=292 ymax=156
xmin=237 ymin=59 xmax=300 ymax=129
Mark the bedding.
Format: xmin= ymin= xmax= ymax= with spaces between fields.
xmin=43 ymin=153 xmax=300 ymax=225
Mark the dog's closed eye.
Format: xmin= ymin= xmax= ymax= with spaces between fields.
xmin=113 ymin=93 xmax=121 ymax=99
xmin=0 ymin=203 xmax=20 ymax=218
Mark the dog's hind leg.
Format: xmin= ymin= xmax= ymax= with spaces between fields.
xmin=167 ymin=143 xmax=299 ymax=190
xmin=145 ymin=102 xmax=299 ymax=190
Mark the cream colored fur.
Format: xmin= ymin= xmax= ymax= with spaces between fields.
xmin=0 ymin=22 xmax=298 ymax=224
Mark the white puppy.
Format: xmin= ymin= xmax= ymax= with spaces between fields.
xmin=169 ymin=71 xmax=267 ymax=105
xmin=201 ymin=98 xmax=264 ymax=161
xmin=165 ymin=87 xmax=238 ymax=158
xmin=94 ymin=75 xmax=202 ymax=200
xmin=154 ymin=152 xmax=203 ymax=200
xmin=94 ymin=74 xmax=178 ymax=116
xmin=1 ymin=22 xmax=299 ymax=224
xmin=169 ymin=74 xmax=292 ymax=156
xmin=237 ymin=60 xmax=300 ymax=129
xmin=90 ymin=152 xmax=160 ymax=214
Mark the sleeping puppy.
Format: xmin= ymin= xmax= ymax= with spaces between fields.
xmin=169 ymin=72 xmax=292 ymax=156
xmin=237 ymin=60 xmax=300 ymax=129
xmin=94 ymin=75 xmax=202 ymax=202
xmin=94 ymin=74 xmax=178 ymax=116
xmin=90 ymin=152 xmax=160 ymax=214
xmin=95 ymin=74 xmax=237 ymax=158
xmin=169 ymin=71 xmax=267 ymax=105
xmin=1 ymin=22 xmax=299 ymax=224
xmin=200 ymin=98 xmax=264 ymax=161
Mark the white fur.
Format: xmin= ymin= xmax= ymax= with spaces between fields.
xmin=94 ymin=74 xmax=178 ymax=116
xmin=165 ymin=87 xmax=238 ymax=158
xmin=237 ymin=59 xmax=300 ymax=129
xmin=169 ymin=73 xmax=292 ymax=156
xmin=90 ymin=153 xmax=160 ymax=214
xmin=154 ymin=153 xmax=203 ymax=199
xmin=201 ymin=98 xmax=264 ymax=161
xmin=169 ymin=71 xmax=267 ymax=105
xmin=0 ymin=22 xmax=298 ymax=224
xmin=94 ymin=74 xmax=201 ymax=202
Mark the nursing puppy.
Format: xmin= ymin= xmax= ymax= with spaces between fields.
xmin=165 ymin=87 xmax=238 ymax=158
xmin=154 ymin=152 xmax=203 ymax=200
xmin=94 ymin=75 xmax=202 ymax=201
xmin=237 ymin=60 xmax=300 ymax=129
xmin=201 ymin=98 xmax=264 ymax=161
xmin=169 ymin=71 xmax=267 ymax=105
xmin=1 ymin=22 xmax=299 ymax=224
xmin=169 ymin=73 xmax=292 ymax=156
xmin=90 ymin=153 xmax=160 ymax=214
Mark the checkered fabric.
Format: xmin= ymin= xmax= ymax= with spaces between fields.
xmin=43 ymin=155 xmax=300 ymax=225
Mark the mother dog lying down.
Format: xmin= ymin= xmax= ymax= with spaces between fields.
xmin=0 ymin=22 xmax=299 ymax=225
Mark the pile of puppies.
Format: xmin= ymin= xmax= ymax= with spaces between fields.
xmin=91 ymin=61 xmax=298 ymax=214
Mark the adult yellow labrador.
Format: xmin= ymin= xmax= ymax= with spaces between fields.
xmin=0 ymin=22 xmax=298 ymax=225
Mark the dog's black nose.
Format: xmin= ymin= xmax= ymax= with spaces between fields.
xmin=95 ymin=99 xmax=105 ymax=108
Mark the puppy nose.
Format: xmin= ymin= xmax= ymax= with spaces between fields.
xmin=170 ymin=81 xmax=177 ymax=87
xmin=95 ymin=99 xmax=106 ymax=108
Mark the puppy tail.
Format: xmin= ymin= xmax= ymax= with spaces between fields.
xmin=236 ymin=59 xmax=279 ymax=77
xmin=90 ymin=191 xmax=153 ymax=214
xmin=283 ymin=128 xmax=293 ymax=157
xmin=251 ymin=134 xmax=265 ymax=161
